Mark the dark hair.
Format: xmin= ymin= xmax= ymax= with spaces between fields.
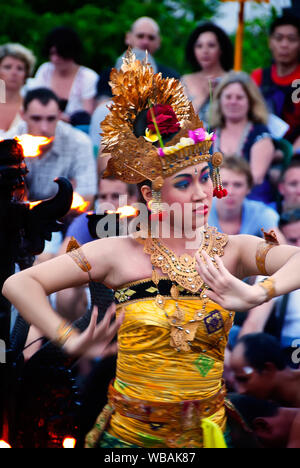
xmin=23 ymin=87 xmax=60 ymax=111
xmin=44 ymin=26 xmax=82 ymax=62
xmin=280 ymin=155 xmax=300 ymax=181
xmin=137 ymin=179 xmax=151 ymax=204
xmin=228 ymin=393 xmax=279 ymax=429
xmin=185 ymin=22 xmax=233 ymax=72
xmin=270 ymin=15 xmax=300 ymax=37
xmin=279 ymin=207 xmax=300 ymax=228
xmin=235 ymin=333 xmax=287 ymax=372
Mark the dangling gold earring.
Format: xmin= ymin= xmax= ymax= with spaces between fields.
xmin=211 ymin=152 xmax=227 ymax=199
xmin=148 ymin=176 xmax=166 ymax=221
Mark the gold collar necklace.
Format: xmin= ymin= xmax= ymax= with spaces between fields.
xmin=141 ymin=226 xmax=228 ymax=352
xmin=143 ymin=226 xmax=227 ymax=293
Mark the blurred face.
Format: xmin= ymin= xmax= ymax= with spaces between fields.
xmin=270 ymin=25 xmax=300 ymax=66
xmin=49 ymin=46 xmax=74 ymax=68
xmin=22 ymin=99 xmax=60 ymax=139
xmin=98 ymin=179 xmax=129 ymax=211
xmin=126 ymin=20 xmax=161 ymax=56
xmin=253 ymin=409 xmax=294 ymax=448
xmin=220 ymin=82 xmax=250 ymax=123
xmin=281 ymin=221 xmax=300 ymax=247
xmin=194 ymin=31 xmax=221 ymax=70
xmin=160 ymin=162 xmax=213 ymax=232
xmin=279 ymin=167 xmax=300 ymax=206
xmin=217 ymin=168 xmax=250 ymax=211
xmin=230 ymin=343 xmax=275 ymax=399
xmin=0 ymin=56 xmax=27 ymax=91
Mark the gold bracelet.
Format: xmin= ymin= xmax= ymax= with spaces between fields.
xmin=55 ymin=320 xmax=76 ymax=347
xmin=258 ymin=277 xmax=276 ymax=301
xmin=255 ymin=229 xmax=279 ymax=275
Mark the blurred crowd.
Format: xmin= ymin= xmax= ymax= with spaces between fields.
xmin=1 ymin=13 xmax=300 ymax=448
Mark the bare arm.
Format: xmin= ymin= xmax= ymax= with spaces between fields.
xmin=250 ymin=137 xmax=274 ymax=185
xmin=196 ymin=234 xmax=300 ymax=312
xmin=2 ymin=238 xmax=122 ymax=356
xmin=238 ymin=234 xmax=300 ymax=296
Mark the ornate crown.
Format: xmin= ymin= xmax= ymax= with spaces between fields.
xmin=101 ymin=49 xmax=226 ymax=198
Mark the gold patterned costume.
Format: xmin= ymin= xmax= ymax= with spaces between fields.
xmin=84 ymin=228 xmax=236 ymax=448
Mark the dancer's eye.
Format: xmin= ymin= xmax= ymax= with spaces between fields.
xmin=174 ymin=180 xmax=190 ymax=190
xmin=200 ymin=172 xmax=210 ymax=183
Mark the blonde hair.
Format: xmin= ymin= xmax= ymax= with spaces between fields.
xmin=209 ymin=71 xmax=269 ymax=128
xmin=0 ymin=43 xmax=36 ymax=78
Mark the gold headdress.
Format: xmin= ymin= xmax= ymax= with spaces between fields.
xmin=101 ymin=49 xmax=227 ymax=214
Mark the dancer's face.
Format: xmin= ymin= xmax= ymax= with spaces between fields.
xmin=161 ymin=162 xmax=213 ymax=232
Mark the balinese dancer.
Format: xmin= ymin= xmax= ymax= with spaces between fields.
xmin=3 ymin=51 xmax=300 ymax=448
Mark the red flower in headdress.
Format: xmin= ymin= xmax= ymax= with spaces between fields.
xmin=146 ymin=105 xmax=180 ymax=135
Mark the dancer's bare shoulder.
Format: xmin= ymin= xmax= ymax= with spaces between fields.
xmin=81 ymin=235 xmax=149 ymax=288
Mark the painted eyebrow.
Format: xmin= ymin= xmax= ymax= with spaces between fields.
xmin=173 ymin=166 xmax=210 ymax=179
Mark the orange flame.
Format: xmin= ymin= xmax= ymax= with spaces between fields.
xmin=0 ymin=440 xmax=11 ymax=448
xmin=62 ymin=437 xmax=76 ymax=448
xmin=26 ymin=192 xmax=89 ymax=212
xmin=28 ymin=200 xmax=42 ymax=210
xmin=15 ymin=135 xmax=54 ymax=157
xmin=107 ymin=205 xmax=138 ymax=219
xmin=71 ymin=192 xmax=89 ymax=213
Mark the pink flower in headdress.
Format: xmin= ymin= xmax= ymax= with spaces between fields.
xmin=188 ymin=128 xmax=207 ymax=143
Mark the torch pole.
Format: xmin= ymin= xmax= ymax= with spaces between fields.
xmin=234 ymin=0 xmax=245 ymax=71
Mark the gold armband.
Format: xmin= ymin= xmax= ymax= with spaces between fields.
xmin=66 ymin=237 xmax=92 ymax=280
xmin=256 ymin=229 xmax=279 ymax=275
xmin=55 ymin=320 xmax=77 ymax=347
xmin=258 ymin=277 xmax=276 ymax=301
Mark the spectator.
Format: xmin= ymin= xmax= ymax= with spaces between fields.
xmin=14 ymin=87 xmax=97 ymax=203
xmin=55 ymin=176 xmax=136 ymax=321
xmin=211 ymin=71 xmax=275 ymax=204
xmin=230 ymin=333 xmax=300 ymax=407
xmin=0 ymin=43 xmax=35 ymax=137
xmin=228 ymin=393 xmax=300 ymax=448
xmin=182 ymin=22 xmax=233 ymax=126
xmin=61 ymin=176 xmax=136 ymax=249
xmin=251 ymin=15 xmax=300 ymax=149
xmin=280 ymin=206 xmax=300 ymax=246
xmin=208 ymin=156 xmax=283 ymax=240
xmin=29 ymin=26 xmax=98 ymax=125
xmin=277 ymin=155 xmax=300 ymax=212
xmin=268 ymin=208 xmax=300 ymax=356
xmin=96 ymin=17 xmax=180 ymax=103
xmin=236 ymin=208 xmax=300 ymax=364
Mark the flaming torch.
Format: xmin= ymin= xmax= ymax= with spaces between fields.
xmin=0 ymin=137 xmax=73 ymax=446
xmin=87 ymin=205 xmax=139 ymax=239
xmin=15 ymin=135 xmax=54 ymax=157
xmin=71 ymin=192 xmax=90 ymax=213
